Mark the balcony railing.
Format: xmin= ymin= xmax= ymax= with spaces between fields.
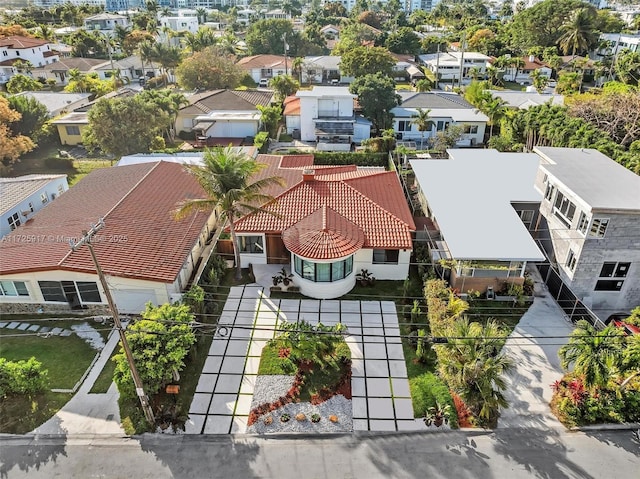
xmin=316 ymin=110 xmax=354 ymax=120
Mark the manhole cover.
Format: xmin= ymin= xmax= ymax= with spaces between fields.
xmin=106 ymin=414 xmax=114 ymax=421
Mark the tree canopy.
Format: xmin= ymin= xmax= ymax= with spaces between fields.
xmin=83 ymin=95 xmax=169 ymax=157
xmin=340 ymin=46 xmax=395 ymax=78
xmin=0 ymin=97 xmax=35 ymax=174
xmin=6 ymin=95 xmax=49 ymax=142
xmin=349 ymin=72 xmax=400 ymax=135
xmin=245 ymin=19 xmax=295 ymax=55
xmin=175 ymin=46 xmax=244 ymax=91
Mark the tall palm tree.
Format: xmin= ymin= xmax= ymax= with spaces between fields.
xmin=480 ymin=94 xmax=507 ymax=139
xmin=175 ymin=148 xmax=285 ymax=280
xmin=558 ymin=8 xmax=597 ymax=57
xmin=150 ymin=42 xmax=181 ymax=86
xmin=558 ymin=320 xmax=625 ymax=390
xmin=138 ymin=40 xmax=154 ymax=79
xmin=411 ymin=107 xmax=433 ymax=149
xmin=436 ymin=318 xmax=513 ymax=427
xmin=291 ymin=56 xmax=304 ymax=83
xmin=196 ymin=7 xmax=207 ymax=24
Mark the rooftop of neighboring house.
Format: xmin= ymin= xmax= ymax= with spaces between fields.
xmin=52 ymin=87 xmax=138 ymax=124
xmin=234 ymin=154 xmax=415 ymax=259
xmin=534 ymin=147 xmax=640 ymax=212
xmin=303 ymin=55 xmax=342 ymax=70
xmin=283 ymin=95 xmax=300 ymax=115
xmin=488 ymin=90 xmax=564 ymax=109
xmin=521 ymin=56 xmax=550 ymax=70
xmin=179 ymin=89 xmax=274 ymax=115
xmin=116 ymin=148 xmax=258 ymax=167
xmin=296 ymin=86 xmax=355 ymax=98
xmin=84 ymin=13 xmax=128 ymax=21
xmin=31 ymin=57 xmax=106 ymax=73
xmin=419 ymin=51 xmax=491 ymax=65
xmin=393 ymin=91 xmax=489 ymax=122
xmin=0 ymin=162 xmax=212 ymax=283
xmin=410 ymin=149 xmax=545 ymax=262
xmin=236 ymin=54 xmax=288 ymax=70
xmin=559 ymin=55 xmax=596 ymax=68
xmin=0 ymin=174 xmax=68 ymax=215
xmin=13 ymin=91 xmax=92 ymax=117
xmin=91 ymin=54 xmax=160 ymax=71
xmin=0 ymin=35 xmax=49 ymax=49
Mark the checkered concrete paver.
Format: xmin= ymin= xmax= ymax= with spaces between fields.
xmin=186 ymin=286 xmax=426 ymax=434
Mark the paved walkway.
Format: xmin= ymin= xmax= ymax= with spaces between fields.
xmin=499 ymin=273 xmax=575 ymax=429
xmin=186 ymin=286 xmax=425 ymax=434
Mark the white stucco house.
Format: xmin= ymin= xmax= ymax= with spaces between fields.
xmin=0 ymin=174 xmax=69 ymax=238
xmin=231 ymin=154 xmax=415 ymax=299
xmin=236 ymin=54 xmax=291 ymax=84
xmin=391 ymin=91 xmax=488 ymax=147
xmin=0 ymin=162 xmax=216 ymax=314
xmin=83 ymin=13 xmax=129 ymax=32
xmin=418 ymin=51 xmax=490 ymax=84
xmin=0 ymin=36 xmax=59 ymax=84
xmin=296 ymin=86 xmax=370 ymax=151
xmin=501 ymin=55 xmax=552 ymax=85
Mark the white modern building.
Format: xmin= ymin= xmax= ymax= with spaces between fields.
xmin=0 ymin=36 xmax=59 ymax=84
xmin=83 ymin=13 xmax=130 ymax=32
xmin=418 ymin=51 xmax=491 ymax=84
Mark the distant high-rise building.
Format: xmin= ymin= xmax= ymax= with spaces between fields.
xmin=105 ymin=0 xmax=145 ymax=11
xmin=33 ymin=0 xmax=106 ymax=7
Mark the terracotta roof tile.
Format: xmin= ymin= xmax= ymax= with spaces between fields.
xmin=282 ymin=205 xmax=365 ymax=259
xmin=0 ymin=36 xmax=48 ymax=49
xmin=234 ymin=171 xmax=414 ymax=258
xmin=0 ymin=162 xmax=212 ymax=283
xmin=236 ymin=54 xmax=288 ymax=70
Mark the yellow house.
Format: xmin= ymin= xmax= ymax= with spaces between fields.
xmin=51 ymin=111 xmax=89 ymax=146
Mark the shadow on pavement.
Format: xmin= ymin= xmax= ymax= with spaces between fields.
xmin=0 ymin=418 xmax=67 ymax=479
xmin=582 ymin=429 xmax=640 ymax=456
xmin=492 ymin=426 xmax=594 ymax=479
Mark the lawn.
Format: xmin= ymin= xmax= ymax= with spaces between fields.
xmin=12 ymin=143 xmax=112 ymax=185
xmin=0 ymin=318 xmax=105 ymax=434
xmin=89 ymin=348 xmax=117 ymax=394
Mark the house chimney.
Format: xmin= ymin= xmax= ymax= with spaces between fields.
xmin=529 ymin=55 xmax=535 ymax=63
xmin=302 ymin=169 xmax=315 ymax=182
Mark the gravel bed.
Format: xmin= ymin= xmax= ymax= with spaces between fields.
xmin=250 ymin=375 xmax=296 ymax=408
xmin=246 ymin=395 xmax=353 ymax=434
xmin=71 ymin=322 xmax=105 ymax=349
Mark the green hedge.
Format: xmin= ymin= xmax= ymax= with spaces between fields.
xmin=286 ymin=151 xmax=388 ymax=167
xmin=409 ymin=372 xmax=458 ymax=428
xmin=0 ymin=357 xmax=49 ymax=397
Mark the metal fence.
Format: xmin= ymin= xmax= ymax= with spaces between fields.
xmin=537 ymin=263 xmax=606 ymax=329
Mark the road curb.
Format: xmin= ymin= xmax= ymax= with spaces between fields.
xmin=570 ymin=423 xmax=640 ymax=432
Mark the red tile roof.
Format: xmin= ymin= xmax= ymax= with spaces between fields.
xmin=234 ymin=157 xmax=415 ymax=259
xmin=0 ymin=162 xmax=212 ymax=283
xmin=0 ymin=35 xmax=49 ymax=49
xmin=236 ymin=54 xmax=288 ymax=70
xmin=283 ymin=96 xmax=300 ymax=116
xmin=282 ymin=205 xmax=365 ymax=259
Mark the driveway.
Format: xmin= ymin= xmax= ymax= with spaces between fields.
xmin=499 ymin=276 xmax=575 ymax=429
xmin=186 ymin=286 xmax=426 ymax=434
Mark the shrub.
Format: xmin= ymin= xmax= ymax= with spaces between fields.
xmin=254 ymin=131 xmax=269 ymax=152
xmin=0 ymin=357 xmax=49 ymax=397
xmin=150 ymin=136 xmax=166 ymax=150
xmin=409 ymin=372 xmax=458 ymax=428
xmin=178 ymin=130 xmax=196 ymax=141
xmin=43 ymin=156 xmax=73 ymax=170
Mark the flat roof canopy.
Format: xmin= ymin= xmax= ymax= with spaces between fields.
xmin=410 ymin=149 xmax=545 ymax=262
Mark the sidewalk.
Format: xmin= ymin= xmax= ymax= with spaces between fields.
xmin=32 ymin=330 xmax=125 ymax=436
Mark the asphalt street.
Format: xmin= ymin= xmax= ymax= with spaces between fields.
xmin=1 ymin=428 xmax=638 ymax=479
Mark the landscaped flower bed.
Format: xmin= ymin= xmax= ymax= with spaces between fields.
xmin=246 ymin=320 xmax=353 ymax=433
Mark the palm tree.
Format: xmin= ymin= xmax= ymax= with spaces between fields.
xmin=558 ymin=320 xmax=625 ymax=390
xmin=138 ymin=40 xmax=154 ymax=80
xmin=436 ymin=318 xmax=513 ymax=427
xmin=411 ymin=108 xmax=433 ymax=149
xmin=150 ymin=42 xmax=181 ymax=86
xmin=291 ymin=57 xmax=304 ymax=83
xmin=414 ymin=78 xmax=433 ymax=92
xmin=480 ymin=94 xmax=507 ymax=139
xmin=529 ymin=69 xmax=549 ymax=93
xmin=196 ymin=7 xmax=207 ymax=24
xmin=174 ymin=148 xmax=285 ymax=280
xmin=557 ymin=8 xmax=597 ymax=57
xmin=142 ymin=89 xmax=188 ymax=140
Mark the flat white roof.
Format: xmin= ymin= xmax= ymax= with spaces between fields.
xmin=116 ymin=149 xmax=257 ymax=167
xmin=535 ymin=147 xmax=640 ymax=212
xmin=296 ymin=86 xmax=355 ymax=98
xmin=410 ymin=149 xmax=545 ymax=261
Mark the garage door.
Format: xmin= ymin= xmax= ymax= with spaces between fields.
xmin=112 ymin=289 xmax=158 ymax=314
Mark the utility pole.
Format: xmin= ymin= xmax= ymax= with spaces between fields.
xmin=70 ymin=219 xmax=155 ymax=426
xmin=458 ymin=32 xmax=465 ymax=89
xmin=435 ymin=42 xmax=440 ymax=90
xmin=283 ymin=32 xmax=288 ymax=75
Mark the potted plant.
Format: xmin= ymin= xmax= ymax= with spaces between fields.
xmin=356 ymin=269 xmax=375 ymax=287
xmin=279 ymin=267 xmax=294 ymax=287
xmin=424 ymin=402 xmax=451 ymax=428
xmin=280 ymin=413 xmax=291 ymax=423
xmin=272 ymin=274 xmax=283 ymax=287
xmin=311 ymin=413 xmax=321 ymax=423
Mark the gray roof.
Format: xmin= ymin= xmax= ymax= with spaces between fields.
xmin=31 ymin=57 xmax=105 ymax=73
xmin=398 ymin=91 xmax=475 ymax=109
xmin=535 ymin=147 xmax=640 ymax=212
xmin=0 ymin=174 xmax=67 ymax=215
xmin=410 ymin=150 xmax=544 ymax=262
xmin=304 ymin=55 xmax=341 ymax=70
xmin=13 ymin=91 xmax=91 ymax=116
xmin=488 ymin=90 xmax=564 ymax=110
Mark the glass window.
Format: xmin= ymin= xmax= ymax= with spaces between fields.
xmin=595 ymin=280 xmax=623 ymax=291
xmin=398 ymin=120 xmax=411 ymax=131
xmin=346 ymin=256 xmax=353 ymax=276
xmin=544 ymin=183 xmax=555 ymax=201
xmin=38 ymin=281 xmax=66 ymax=302
xmin=577 ymin=212 xmax=589 ymax=235
xmin=58 ymin=184 xmax=65 ymax=196
xmin=238 ymin=235 xmax=263 ymax=253
xmin=463 ymin=125 xmax=478 ymax=134
xmin=65 ymin=125 xmax=80 ymax=136
xmin=553 ymin=191 xmax=576 ymax=227
xmin=589 ymin=218 xmax=609 ymax=238
xmin=331 ymin=260 xmax=345 ymax=281
xmin=566 ymin=250 xmax=577 ymax=272
xmin=76 ymin=282 xmax=101 ymax=302
xmin=294 ymin=255 xmax=303 ymax=276
xmin=7 ymin=212 xmax=20 ymax=230
xmin=302 ymin=259 xmax=314 ymax=280
xmin=41 ymin=193 xmax=48 ymax=204
xmin=600 ymin=262 xmax=630 ymax=278
xmin=373 ymin=249 xmax=399 ymax=264
xmin=316 ymin=263 xmax=331 ymax=282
